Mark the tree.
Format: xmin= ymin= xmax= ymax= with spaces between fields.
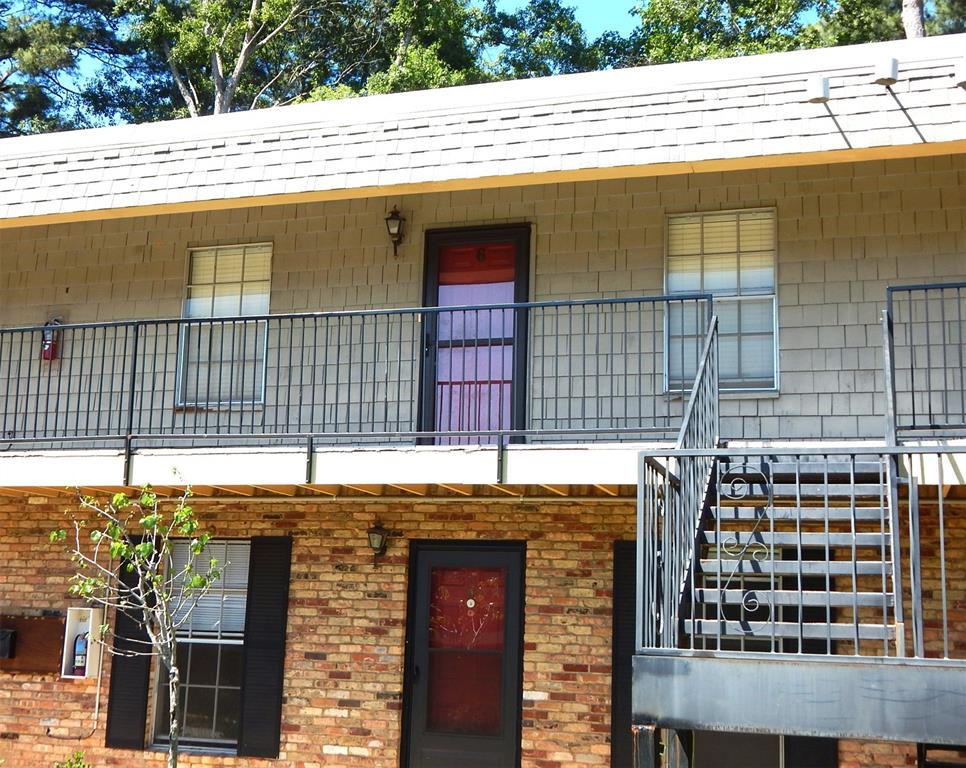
xmin=481 ymin=0 xmax=603 ymax=79
xmin=0 ymin=1 xmax=86 ymax=136
xmin=104 ymin=0 xmax=393 ymax=117
xmin=627 ymin=0 xmax=822 ymax=65
xmin=901 ymin=0 xmax=925 ymax=37
xmin=50 ymin=487 xmax=223 ymax=768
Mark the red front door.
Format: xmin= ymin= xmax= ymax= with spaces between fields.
xmin=421 ymin=226 xmax=530 ymax=443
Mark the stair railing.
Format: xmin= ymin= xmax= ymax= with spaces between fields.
xmin=638 ymin=315 xmax=719 ymax=651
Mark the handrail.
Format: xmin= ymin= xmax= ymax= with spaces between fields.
xmin=675 ymin=316 xmax=720 ymax=450
xmin=0 ymin=292 xmax=714 ymax=334
xmin=638 ymin=315 xmax=719 ymax=652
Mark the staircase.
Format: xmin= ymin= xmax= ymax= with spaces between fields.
xmin=681 ymin=456 xmax=899 ymax=655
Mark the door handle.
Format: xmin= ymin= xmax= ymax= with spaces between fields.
xmin=413 ymin=664 xmax=420 ymax=683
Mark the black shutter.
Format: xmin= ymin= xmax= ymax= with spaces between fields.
xmin=237 ymin=535 xmax=293 ymax=758
xmin=611 ymin=540 xmax=636 ymax=768
xmin=105 ymin=564 xmax=152 ymax=750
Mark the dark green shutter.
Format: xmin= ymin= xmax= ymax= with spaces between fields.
xmin=237 ymin=536 xmax=292 ymax=758
xmin=105 ymin=564 xmax=152 ymax=750
xmin=612 ymin=540 xmax=636 ymax=768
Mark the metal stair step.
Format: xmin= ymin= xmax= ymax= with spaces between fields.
xmin=692 ymin=588 xmax=895 ymax=609
xmin=713 ymin=506 xmax=886 ymax=522
xmin=683 ymin=619 xmax=895 ymax=641
xmin=719 ymin=483 xmax=886 ymax=498
xmin=720 ymin=461 xmax=885 ymax=478
xmin=701 ymin=531 xmax=888 ymax=548
xmin=698 ymin=559 xmax=890 ymax=576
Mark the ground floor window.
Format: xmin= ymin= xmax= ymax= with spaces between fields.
xmin=153 ymin=540 xmax=251 ymax=749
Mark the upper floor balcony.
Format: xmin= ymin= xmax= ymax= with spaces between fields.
xmin=0 ymin=294 xmax=713 ymax=491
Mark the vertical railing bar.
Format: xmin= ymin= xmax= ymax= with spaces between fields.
xmin=795 ymin=455 xmax=803 ymax=653
xmin=823 ymin=456 xmax=832 ymax=654
xmin=42 ymin=327 xmax=57 ymax=438
xmin=714 ymin=459 xmax=721 ymax=651
xmin=359 ymin=314 xmax=366 ymax=436
xmin=939 ymin=288 xmax=948 ymax=424
xmin=14 ymin=331 xmax=26 ymax=436
xmin=909 ymin=475 xmax=924 ymax=658
xmin=125 ymin=324 xmax=140 ymax=447
xmin=83 ymin=327 xmax=95 ymax=439
xmin=309 ymin=317 xmax=319 ymax=434
xmin=886 ymin=453 xmax=905 ymax=657
xmin=923 ymin=289 xmax=933 ymax=424
xmin=849 ymin=455 xmax=859 ymax=655
xmin=878 ymin=459 xmax=888 ymax=656
xmin=320 ymin=317 xmax=331 ymax=434
xmin=53 ymin=327 xmax=67 ymax=437
xmin=333 ymin=315 xmax=342 ymax=435
xmin=26 ymin=329 xmax=38 ymax=438
xmin=958 ymin=286 xmax=965 ymax=426
xmin=938 ymin=455 xmax=948 ymax=658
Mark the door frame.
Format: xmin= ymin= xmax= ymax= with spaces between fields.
xmin=400 ymin=539 xmax=527 ymax=768
xmin=418 ymin=224 xmax=531 ymax=438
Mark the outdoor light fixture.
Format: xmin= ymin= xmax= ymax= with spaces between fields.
xmin=385 ymin=206 xmax=405 ymax=257
xmin=367 ymin=520 xmax=390 ymax=564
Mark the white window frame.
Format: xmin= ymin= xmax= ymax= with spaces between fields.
xmin=176 ymin=243 xmax=272 ymax=408
xmin=663 ymin=208 xmax=779 ymax=393
xmin=152 ymin=539 xmax=250 ymax=751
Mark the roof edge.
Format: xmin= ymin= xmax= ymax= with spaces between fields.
xmin=4 ymin=138 xmax=965 ymax=231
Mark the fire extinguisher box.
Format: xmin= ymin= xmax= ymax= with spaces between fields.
xmin=61 ymin=606 xmax=104 ymax=679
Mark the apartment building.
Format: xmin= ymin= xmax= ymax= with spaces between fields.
xmin=0 ymin=33 xmax=965 ymax=768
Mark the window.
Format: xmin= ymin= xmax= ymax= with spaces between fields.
xmin=179 ymin=243 xmax=272 ymax=405
xmin=666 ymin=209 xmax=777 ymax=391
xmin=154 ymin=540 xmax=251 ymax=749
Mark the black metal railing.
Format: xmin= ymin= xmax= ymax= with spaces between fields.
xmin=0 ymin=294 xmax=712 ymax=447
xmin=885 ymin=281 xmax=966 ymax=436
xmin=639 ymin=316 xmax=719 ymax=650
xmin=638 ymin=445 xmax=965 ymax=664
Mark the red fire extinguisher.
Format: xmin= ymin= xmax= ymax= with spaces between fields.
xmin=72 ymin=631 xmax=88 ymax=676
xmin=41 ymin=318 xmax=62 ymax=361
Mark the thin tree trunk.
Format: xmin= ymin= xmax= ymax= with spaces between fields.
xmin=167 ymin=652 xmax=180 ymax=768
xmin=902 ymin=0 xmax=926 ymax=38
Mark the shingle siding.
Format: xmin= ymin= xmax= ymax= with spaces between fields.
xmin=2 ymin=155 xmax=964 ymax=440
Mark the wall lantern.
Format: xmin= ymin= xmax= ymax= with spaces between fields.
xmin=367 ymin=520 xmax=390 ymax=564
xmin=385 ymin=207 xmax=405 ymax=257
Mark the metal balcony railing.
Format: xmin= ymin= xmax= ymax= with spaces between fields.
xmin=637 ymin=445 xmax=966 ymax=665
xmin=0 ymin=294 xmax=713 ymax=448
xmin=884 ymin=281 xmax=966 ymax=436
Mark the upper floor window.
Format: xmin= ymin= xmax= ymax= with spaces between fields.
xmin=179 ymin=244 xmax=272 ymax=405
xmin=666 ymin=209 xmax=777 ymax=391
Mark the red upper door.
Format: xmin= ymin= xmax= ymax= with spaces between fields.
xmin=421 ymin=227 xmax=530 ymax=444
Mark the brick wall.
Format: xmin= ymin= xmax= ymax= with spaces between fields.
xmin=0 ymin=493 xmax=635 ymax=768
xmin=2 ymin=155 xmax=965 ymax=440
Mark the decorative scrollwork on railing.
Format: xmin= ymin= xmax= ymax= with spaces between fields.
xmin=719 ymin=464 xmax=770 ymax=501
xmin=715 ymin=463 xmax=774 ymax=635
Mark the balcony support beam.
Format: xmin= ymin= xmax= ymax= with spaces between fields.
xmin=633 ymin=653 xmax=966 ymax=745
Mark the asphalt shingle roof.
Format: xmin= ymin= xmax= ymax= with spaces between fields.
xmin=1 ymin=34 xmax=964 ymax=222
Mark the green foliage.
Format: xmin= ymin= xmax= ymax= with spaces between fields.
xmin=481 ymin=0 xmax=604 ymax=79
xmin=629 ymin=0 xmax=823 ymax=65
xmin=8 ymin=0 xmax=954 ymax=131
xmin=54 ymin=752 xmax=92 ymax=768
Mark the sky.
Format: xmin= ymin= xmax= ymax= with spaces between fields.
xmin=495 ymin=0 xmax=640 ymax=38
